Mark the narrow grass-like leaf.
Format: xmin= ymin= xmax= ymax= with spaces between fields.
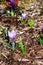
xmin=28 ymin=18 xmax=34 ymax=28
xmin=19 ymin=41 xmax=26 ymax=54
xmin=38 ymin=36 xmax=43 ymax=45
xmin=0 ymin=25 xmax=6 ymax=36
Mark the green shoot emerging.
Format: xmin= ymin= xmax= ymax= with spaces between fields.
xmin=20 ymin=19 xmax=26 ymax=24
xmin=28 ymin=18 xmax=34 ymax=28
xmin=0 ymin=25 xmax=6 ymax=36
xmin=19 ymin=41 xmax=26 ymax=54
xmin=38 ymin=36 xmax=43 ymax=45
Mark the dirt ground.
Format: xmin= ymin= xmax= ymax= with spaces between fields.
xmin=0 ymin=1 xmax=43 ymax=65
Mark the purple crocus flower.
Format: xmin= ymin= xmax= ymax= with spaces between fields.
xmin=22 ymin=13 xmax=27 ymax=19
xmin=41 ymin=27 xmax=43 ymax=33
xmin=8 ymin=30 xmax=16 ymax=40
xmin=10 ymin=0 xmax=17 ymax=10
xmin=8 ymin=30 xmax=16 ymax=49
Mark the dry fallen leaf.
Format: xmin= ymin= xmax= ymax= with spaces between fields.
xmin=1 ymin=53 xmax=8 ymax=59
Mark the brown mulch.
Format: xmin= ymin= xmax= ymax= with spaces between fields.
xmin=0 ymin=1 xmax=43 ymax=65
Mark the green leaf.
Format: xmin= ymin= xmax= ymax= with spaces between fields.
xmin=19 ymin=41 xmax=26 ymax=54
xmin=10 ymin=10 xmax=14 ymax=16
xmin=28 ymin=18 xmax=34 ymax=28
xmin=20 ymin=19 xmax=26 ymax=24
xmin=38 ymin=36 xmax=43 ymax=45
xmin=0 ymin=26 xmax=6 ymax=36
xmin=1 ymin=29 xmax=6 ymax=36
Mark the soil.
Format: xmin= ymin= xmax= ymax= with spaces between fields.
xmin=0 ymin=0 xmax=43 ymax=65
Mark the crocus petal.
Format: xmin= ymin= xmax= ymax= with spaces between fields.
xmin=11 ymin=30 xmax=16 ymax=38
xmin=8 ymin=30 xmax=16 ymax=39
xmin=22 ymin=13 xmax=27 ymax=19
xmin=10 ymin=0 xmax=14 ymax=6
xmin=10 ymin=2 xmax=14 ymax=6
xmin=10 ymin=0 xmax=14 ymax=3
xmin=8 ymin=31 xmax=13 ymax=39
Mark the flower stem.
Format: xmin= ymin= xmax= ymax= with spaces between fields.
xmin=12 ymin=42 xmax=15 ymax=50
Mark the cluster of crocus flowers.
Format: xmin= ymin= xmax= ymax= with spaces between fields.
xmin=10 ymin=0 xmax=17 ymax=10
xmin=5 ymin=0 xmax=19 ymax=10
xmin=8 ymin=30 xmax=16 ymax=49
xmin=21 ymin=13 xmax=27 ymax=20
xmin=10 ymin=0 xmax=19 ymax=10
